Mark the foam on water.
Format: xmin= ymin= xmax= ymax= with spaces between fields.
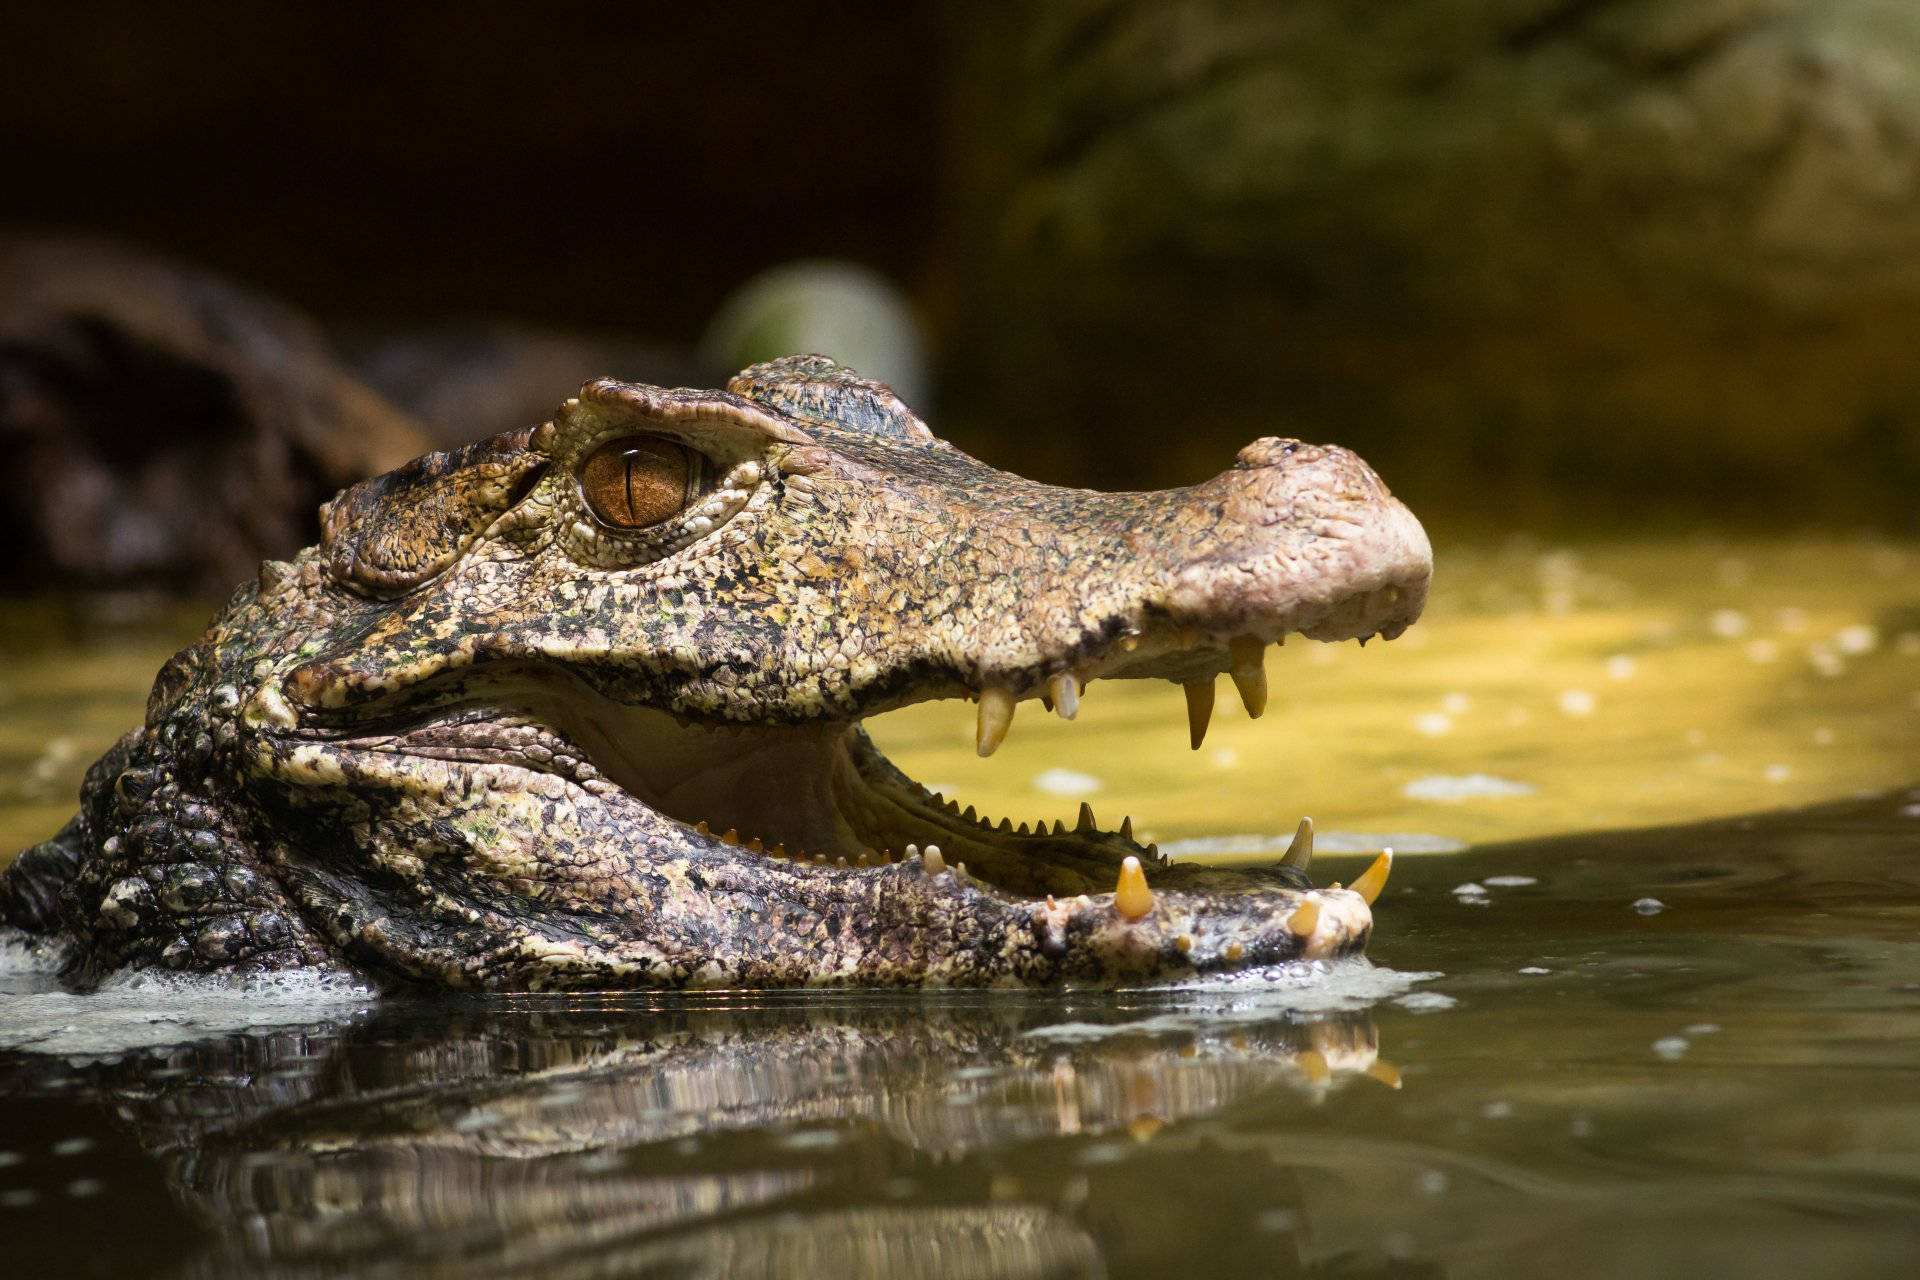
xmin=1029 ymin=959 xmax=1442 ymax=1040
xmin=0 ymin=928 xmax=375 ymax=1059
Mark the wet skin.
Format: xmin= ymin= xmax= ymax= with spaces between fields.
xmin=0 ymin=357 xmax=1430 ymax=989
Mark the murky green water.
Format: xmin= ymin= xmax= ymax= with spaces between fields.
xmin=2 ymin=535 xmax=1917 ymax=1277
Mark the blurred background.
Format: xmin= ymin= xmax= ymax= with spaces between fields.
xmin=7 ymin=0 xmax=1919 ymax=597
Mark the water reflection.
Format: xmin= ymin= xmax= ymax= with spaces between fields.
xmin=0 ymin=994 xmax=1397 ymax=1278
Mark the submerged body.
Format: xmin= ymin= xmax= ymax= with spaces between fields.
xmin=0 ymin=358 xmax=1429 ymax=989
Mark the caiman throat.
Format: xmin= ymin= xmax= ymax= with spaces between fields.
xmin=0 ymin=357 xmax=1432 ymax=989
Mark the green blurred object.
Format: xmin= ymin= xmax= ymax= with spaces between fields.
xmin=701 ymin=260 xmax=929 ymax=408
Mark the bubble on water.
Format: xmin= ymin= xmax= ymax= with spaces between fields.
xmin=1416 ymin=1170 xmax=1450 ymax=1195
xmin=1632 ymin=897 xmax=1666 ymax=915
xmin=1518 ymin=966 xmax=1551 ymax=975
xmin=1484 ymin=875 xmax=1538 ymax=887
xmin=1684 ymin=1023 xmax=1721 ymax=1036
xmin=66 ymin=1178 xmax=104 ymax=1198
xmin=1402 ymin=774 xmax=1535 ymax=802
xmin=0 ymin=1152 xmax=21 ymax=1168
xmin=1452 ymin=882 xmax=1489 ymax=899
xmin=1745 ymin=639 xmax=1779 ymax=664
xmin=1709 ymin=610 xmax=1748 ymax=639
xmin=1652 ymin=1036 xmax=1689 ymax=1060
xmin=1835 ymin=624 xmax=1879 ymax=656
xmin=0 ymin=1189 xmax=38 ymax=1209
xmin=1412 ymin=712 xmax=1454 ymax=737
xmin=1900 ymin=804 xmax=1920 ymax=819
xmin=1032 ymin=767 xmax=1101 ymax=798
xmin=1605 ymin=655 xmax=1637 ymax=680
xmin=1482 ymin=1101 xmax=1514 ymax=1119
xmin=50 ymin=1137 xmax=95 ymax=1157
xmin=1209 ymin=748 xmax=1239 ymax=769
xmin=1557 ymin=689 xmax=1597 ymax=717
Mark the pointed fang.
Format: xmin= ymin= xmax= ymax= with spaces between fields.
xmin=1281 ymin=816 xmax=1313 ymax=871
xmin=1287 ymin=897 xmax=1320 ymax=939
xmin=977 ymin=687 xmax=1016 ymax=756
xmin=1351 ymin=847 xmax=1394 ymax=905
xmin=1183 ymin=680 xmax=1214 ymax=750
xmin=1229 ymin=635 xmax=1268 ymax=718
xmin=923 ymin=845 xmax=947 ymax=875
xmin=1077 ymin=801 xmax=1096 ymax=832
xmin=1114 ymin=855 xmax=1154 ymax=921
xmin=1050 ymin=672 xmax=1080 ymax=720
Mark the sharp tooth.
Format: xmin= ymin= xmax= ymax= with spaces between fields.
xmin=1281 ymin=816 xmax=1313 ymax=871
xmin=1041 ymin=693 xmax=1055 ymax=712
xmin=746 ymin=836 xmax=764 ymax=853
xmin=856 ymin=852 xmax=869 ymax=867
xmin=1046 ymin=894 xmax=1059 ymax=911
xmin=771 ymin=842 xmax=787 ymax=859
xmin=954 ymin=861 xmax=968 ymax=883
xmin=977 ymin=686 xmax=1016 ymax=756
xmin=694 ymin=820 xmax=712 ymax=836
xmin=720 ymin=828 xmax=740 ymax=846
xmin=1119 ymin=816 xmax=1134 ymax=841
xmin=923 ymin=845 xmax=947 ymax=875
xmin=1183 ymin=680 xmax=1214 ymax=750
xmin=1229 ymin=635 xmax=1268 ymax=718
xmin=1114 ymin=855 xmax=1155 ymax=920
xmin=1050 ymin=673 xmax=1080 ymax=720
xmin=1287 ymin=897 xmax=1320 ymax=938
xmin=1077 ymin=801 xmax=1097 ymax=832
xmin=905 ymin=843 xmax=920 ymax=858
xmin=1350 ymin=847 xmax=1394 ymax=905
xmin=1223 ymin=941 xmax=1244 ymax=964
xmin=1121 ymin=636 xmax=1139 ymax=652
xmin=836 ymin=856 xmax=848 ymax=867
xmin=1174 ymin=933 xmax=1193 ymax=953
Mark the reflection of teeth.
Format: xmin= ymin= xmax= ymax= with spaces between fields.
xmin=1281 ymin=817 xmax=1313 ymax=870
xmin=1350 ymin=848 xmax=1393 ymax=905
xmin=1076 ymin=801 xmax=1096 ymax=832
xmin=1114 ymin=855 xmax=1154 ymax=920
xmin=976 ymin=687 xmax=1015 ymax=756
xmin=1229 ymin=635 xmax=1267 ymax=718
xmin=1183 ymin=680 xmax=1214 ymax=750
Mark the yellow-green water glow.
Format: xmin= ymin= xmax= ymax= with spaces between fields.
xmin=2 ymin=535 xmax=1915 ymax=867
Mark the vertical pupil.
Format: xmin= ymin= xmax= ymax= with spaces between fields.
xmin=624 ymin=451 xmax=638 ymax=519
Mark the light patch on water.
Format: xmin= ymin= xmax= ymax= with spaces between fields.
xmin=1709 ymin=609 xmax=1749 ymax=639
xmin=1632 ymin=897 xmax=1666 ymax=915
xmin=1160 ymin=829 xmax=1466 ymax=859
xmin=1652 ymin=1036 xmax=1690 ymax=1060
xmin=1746 ymin=639 xmax=1779 ymax=663
xmin=1557 ymin=689 xmax=1597 ymax=717
xmin=1393 ymin=990 xmax=1457 ymax=1013
xmin=0 ymin=929 xmax=374 ymax=1057
xmin=1031 ymin=767 xmax=1101 ymax=797
xmin=1413 ymin=711 xmax=1454 ymax=737
xmin=1483 ymin=875 xmax=1538 ymax=887
xmin=1764 ymin=764 xmax=1793 ymax=784
xmin=1402 ymin=773 xmax=1536 ymax=802
xmin=1835 ymin=624 xmax=1879 ymax=655
xmin=1605 ymin=655 xmax=1637 ymax=680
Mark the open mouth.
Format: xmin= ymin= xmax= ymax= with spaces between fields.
xmin=364 ymin=584 xmax=1411 ymax=969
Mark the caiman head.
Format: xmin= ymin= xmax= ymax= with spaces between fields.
xmin=235 ymin=356 xmax=1430 ymax=987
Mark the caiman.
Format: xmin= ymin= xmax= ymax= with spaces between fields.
xmin=0 ymin=357 xmax=1431 ymax=989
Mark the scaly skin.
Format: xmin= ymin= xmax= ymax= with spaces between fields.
xmin=0 ymin=357 xmax=1431 ymax=989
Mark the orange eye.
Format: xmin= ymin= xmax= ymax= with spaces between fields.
xmin=579 ymin=437 xmax=698 ymax=529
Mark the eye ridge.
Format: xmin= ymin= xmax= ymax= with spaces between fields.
xmin=580 ymin=435 xmax=701 ymax=529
